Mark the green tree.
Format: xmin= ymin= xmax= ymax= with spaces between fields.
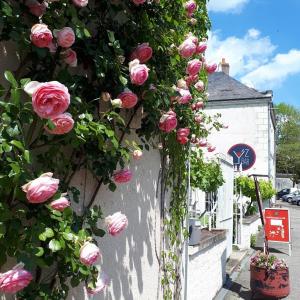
xmin=276 ymin=103 xmax=300 ymax=184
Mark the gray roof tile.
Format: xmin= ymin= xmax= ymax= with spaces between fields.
xmin=207 ymin=72 xmax=269 ymax=101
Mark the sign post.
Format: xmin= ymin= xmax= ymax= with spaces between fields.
xmin=264 ymin=208 xmax=291 ymax=256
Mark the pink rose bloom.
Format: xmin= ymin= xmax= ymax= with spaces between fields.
xmin=194 ymin=114 xmax=203 ymax=124
xmin=129 ymin=60 xmax=149 ymax=86
xmin=132 ymin=149 xmax=143 ymax=160
xmin=131 ymin=43 xmax=153 ymax=63
xmin=25 ymin=0 xmax=47 ymax=17
xmin=207 ymin=144 xmax=216 ymax=152
xmin=132 ymin=0 xmax=146 ymax=5
xmin=177 ymin=128 xmax=190 ymax=145
xmin=50 ymin=196 xmax=70 ymax=211
xmin=177 ymin=79 xmax=188 ymax=90
xmin=62 ymin=49 xmax=77 ymax=67
xmin=30 ymin=24 xmax=53 ymax=48
xmin=185 ymin=74 xmax=198 ymax=86
xmin=45 ymin=113 xmax=74 ymax=135
xmin=118 ymin=90 xmax=138 ymax=108
xmin=197 ymin=139 xmax=207 ymax=147
xmin=47 ymin=41 xmax=57 ymax=53
xmin=178 ymin=88 xmax=192 ymax=104
xmin=72 ymin=0 xmax=88 ymax=7
xmin=194 ymin=80 xmax=205 ymax=92
xmin=205 ymin=63 xmax=218 ymax=74
xmin=55 ymin=27 xmax=75 ymax=48
xmin=80 ymin=242 xmax=101 ymax=266
xmin=22 ymin=172 xmax=59 ymax=204
xmin=185 ymin=0 xmax=197 ymax=17
xmin=178 ymin=38 xmax=197 ymax=58
xmin=105 ymin=212 xmax=128 ymax=236
xmin=0 ymin=266 xmax=33 ymax=294
xmin=196 ymin=42 xmax=207 ymax=54
xmin=159 ymin=111 xmax=177 ymax=133
xmin=87 ymin=272 xmax=110 ymax=295
xmin=31 ymin=81 xmax=70 ymax=119
xmin=196 ymin=101 xmax=204 ymax=109
xmin=186 ymin=59 xmax=202 ymax=76
xmin=113 ymin=170 xmax=133 ymax=184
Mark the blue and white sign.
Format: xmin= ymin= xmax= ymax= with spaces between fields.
xmin=228 ymin=143 xmax=256 ymax=171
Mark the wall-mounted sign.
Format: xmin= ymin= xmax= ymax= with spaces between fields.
xmin=264 ymin=208 xmax=290 ymax=243
xmin=228 ymin=143 xmax=256 ymax=171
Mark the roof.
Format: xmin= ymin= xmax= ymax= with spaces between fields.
xmin=207 ymin=72 xmax=271 ymax=101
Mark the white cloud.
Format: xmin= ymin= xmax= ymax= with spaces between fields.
xmin=206 ymin=29 xmax=276 ymax=77
xmin=241 ymin=50 xmax=300 ymax=89
xmin=207 ymin=0 xmax=249 ymax=13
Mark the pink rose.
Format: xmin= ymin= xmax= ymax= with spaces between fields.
xmin=113 ymin=170 xmax=133 ymax=184
xmin=205 ymin=63 xmax=218 ymax=74
xmin=45 ymin=113 xmax=74 ymax=135
xmin=25 ymin=0 xmax=47 ymax=17
xmin=55 ymin=27 xmax=75 ymax=48
xmin=185 ymin=1 xmax=197 ymax=17
xmin=159 ymin=111 xmax=177 ymax=133
xmin=129 ymin=60 xmax=149 ymax=86
xmin=207 ymin=144 xmax=216 ymax=152
xmin=48 ymin=42 xmax=58 ymax=53
xmin=178 ymin=88 xmax=192 ymax=104
xmin=50 ymin=196 xmax=70 ymax=211
xmin=197 ymin=139 xmax=207 ymax=147
xmin=132 ymin=0 xmax=146 ymax=5
xmin=186 ymin=59 xmax=202 ymax=76
xmin=131 ymin=43 xmax=153 ymax=63
xmin=62 ymin=49 xmax=77 ymax=67
xmin=0 ymin=266 xmax=33 ymax=294
xmin=194 ymin=114 xmax=203 ymax=124
xmin=80 ymin=242 xmax=101 ymax=266
xmin=176 ymin=128 xmax=190 ymax=145
xmin=186 ymin=74 xmax=198 ymax=86
xmin=105 ymin=212 xmax=128 ymax=236
xmin=30 ymin=24 xmax=53 ymax=48
xmin=87 ymin=272 xmax=110 ymax=295
xmin=72 ymin=0 xmax=88 ymax=7
xmin=132 ymin=149 xmax=143 ymax=160
xmin=196 ymin=101 xmax=204 ymax=109
xmin=118 ymin=90 xmax=138 ymax=109
xmin=30 ymin=81 xmax=70 ymax=119
xmin=178 ymin=38 xmax=197 ymax=58
xmin=22 ymin=172 xmax=59 ymax=204
xmin=194 ymin=80 xmax=205 ymax=92
xmin=196 ymin=42 xmax=207 ymax=54
xmin=177 ymin=79 xmax=188 ymax=90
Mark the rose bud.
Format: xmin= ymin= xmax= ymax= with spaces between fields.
xmin=80 ymin=242 xmax=101 ymax=266
xmin=194 ymin=80 xmax=205 ymax=92
xmin=22 ymin=172 xmax=59 ymax=204
xmin=130 ymin=43 xmax=153 ymax=63
xmin=185 ymin=0 xmax=197 ymax=17
xmin=186 ymin=59 xmax=202 ymax=76
xmin=178 ymin=88 xmax=192 ymax=104
xmin=72 ymin=0 xmax=88 ymax=7
xmin=207 ymin=144 xmax=216 ymax=152
xmin=129 ymin=59 xmax=149 ymax=86
xmin=30 ymin=24 xmax=53 ymax=48
xmin=62 ymin=49 xmax=77 ymax=67
xmin=197 ymin=139 xmax=207 ymax=147
xmin=111 ymin=98 xmax=122 ymax=108
xmin=55 ymin=27 xmax=75 ymax=48
xmin=50 ymin=196 xmax=70 ymax=211
xmin=113 ymin=170 xmax=133 ymax=183
xmin=177 ymin=79 xmax=188 ymax=90
xmin=132 ymin=149 xmax=143 ymax=160
xmin=105 ymin=212 xmax=128 ymax=236
xmin=194 ymin=115 xmax=203 ymax=123
xmin=205 ymin=63 xmax=218 ymax=74
xmin=196 ymin=42 xmax=207 ymax=54
xmin=196 ymin=101 xmax=204 ymax=109
xmin=118 ymin=90 xmax=138 ymax=109
xmin=178 ymin=38 xmax=197 ymax=58
xmin=159 ymin=111 xmax=178 ymax=133
xmin=45 ymin=113 xmax=74 ymax=135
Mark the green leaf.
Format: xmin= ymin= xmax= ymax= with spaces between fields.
xmin=119 ymin=75 xmax=128 ymax=86
xmin=83 ymin=28 xmax=91 ymax=38
xmin=107 ymin=30 xmax=115 ymax=43
xmin=20 ymin=78 xmax=31 ymax=88
xmin=39 ymin=228 xmax=54 ymax=241
xmin=23 ymin=150 xmax=31 ymax=163
xmin=10 ymin=140 xmax=24 ymax=151
xmin=108 ymin=182 xmax=116 ymax=192
xmin=34 ymin=247 xmax=44 ymax=257
xmin=49 ymin=239 xmax=61 ymax=252
xmin=4 ymin=70 xmax=18 ymax=88
xmin=62 ymin=232 xmax=74 ymax=241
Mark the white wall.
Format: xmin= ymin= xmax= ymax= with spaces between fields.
xmin=206 ymin=100 xmax=273 ymax=178
xmin=187 ymin=239 xmax=227 ymax=300
xmin=68 ymin=147 xmax=162 ymax=300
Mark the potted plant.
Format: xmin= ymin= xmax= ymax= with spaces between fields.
xmin=250 ymin=251 xmax=290 ymax=298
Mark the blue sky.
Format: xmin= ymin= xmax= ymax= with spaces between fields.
xmin=206 ymin=0 xmax=300 ymax=107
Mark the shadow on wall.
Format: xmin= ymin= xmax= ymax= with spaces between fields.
xmin=68 ymin=148 xmax=161 ymax=300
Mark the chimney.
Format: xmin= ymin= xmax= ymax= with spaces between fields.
xmin=221 ymin=58 xmax=230 ymax=75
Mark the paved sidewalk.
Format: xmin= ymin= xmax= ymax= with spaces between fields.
xmin=223 ymin=201 xmax=300 ymax=300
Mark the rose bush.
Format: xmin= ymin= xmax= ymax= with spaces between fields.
xmin=0 ymin=0 xmax=225 ymax=299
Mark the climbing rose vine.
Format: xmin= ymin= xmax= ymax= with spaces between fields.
xmin=0 ymin=0 xmax=224 ymax=299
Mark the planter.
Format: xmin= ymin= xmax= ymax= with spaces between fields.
xmin=250 ymin=264 xmax=290 ymax=298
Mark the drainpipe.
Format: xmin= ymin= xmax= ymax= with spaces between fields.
xmin=183 ymin=146 xmax=191 ymax=300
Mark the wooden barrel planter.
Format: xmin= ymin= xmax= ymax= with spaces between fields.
xmin=250 ymin=264 xmax=290 ymax=298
